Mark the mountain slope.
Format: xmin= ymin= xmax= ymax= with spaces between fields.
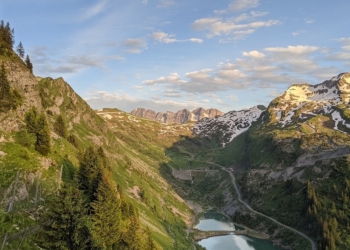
xmin=0 ymin=48 xmax=194 ymax=249
xmin=193 ymin=105 xmax=266 ymax=147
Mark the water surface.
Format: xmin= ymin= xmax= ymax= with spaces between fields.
xmin=196 ymin=211 xmax=279 ymax=250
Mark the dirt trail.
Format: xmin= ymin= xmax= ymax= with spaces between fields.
xmin=195 ymin=160 xmax=317 ymax=250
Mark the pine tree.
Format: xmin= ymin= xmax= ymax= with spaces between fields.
xmin=0 ymin=64 xmax=11 ymax=112
xmin=78 ymin=147 xmax=102 ymax=202
xmin=91 ymin=174 xmax=122 ymax=249
xmin=35 ymin=113 xmax=51 ymax=156
xmin=25 ymin=54 xmax=33 ymax=73
xmin=144 ymin=227 xmax=158 ymax=250
xmin=36 ymin=184 xmax=91 ymax=250
xmin=25 ymin=106 xmax=39 ymax=134
xmin=67 ymin=133 xmax=79 ymax=148
xmin=16 ymin=41 xmax=25 ymax=58
xmin=54 ymin=115 xmax=67 ymax=138
xmin=0 ymin=21 xmax=14 ymax=55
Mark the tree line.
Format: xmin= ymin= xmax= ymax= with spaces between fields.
xmin=35 ymin=146 xmax=159 ymax=249
xmin=0 ymin=20 xmax=33 ymax=73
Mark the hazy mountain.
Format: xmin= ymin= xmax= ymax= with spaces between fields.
xmin=130 ymin=107 xmax=224 ymax=124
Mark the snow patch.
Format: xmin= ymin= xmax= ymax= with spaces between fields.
xmin=193 ymin=106 xmax=263 ymax=147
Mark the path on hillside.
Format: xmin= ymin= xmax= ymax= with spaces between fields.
xmin=195 ymin=160 xmax=317 ymax=250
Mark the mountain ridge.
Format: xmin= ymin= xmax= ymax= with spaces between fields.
xmin=130 ymin=107 xmax=224 ymax=124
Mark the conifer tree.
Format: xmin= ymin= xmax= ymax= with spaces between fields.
xmin=144 ymin=227 xmax=158 ymax=250
xmin=91 ymin=173 xmax=122 ymax=249
xmin=67 ymin=133 xmax=79 ymax=148
xmin=0 ymin=21 xmax=14 ymax=55
xmin=25 ymin=106 xmax=39 ymax=134
xmin=54 ymin=115 xmax=67 ymax=138
xmin=16 ymin=41 xmax=25 ymax=58
xmin=0 ymin=63 xmax=23 ymax=112
xmin=35 ymin=113 xmax=51 ymax=156
xmin=0 ymin=63 xmax=11 ymax=111
xmin=25 ymin=54 xmax=33 ymax=73
xmin=36 ymin=184 xmax=91 ymax=250
xmin=78 ymin=146 xmax=102 ymax=202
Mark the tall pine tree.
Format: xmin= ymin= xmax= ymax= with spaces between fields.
xmin=35 ymin=113 xmax=51 ymax=156
xmin=54 ymin=115 xmax=67 ymax=138
xmin=0 ymin=63 xmax=11 ymax=112
xmin=16 ymin=41 xmax=25 ymax=58
xmin=78 ymin=147 xmax=102 ymax=202
xmin=91 ymin=173 xmax=122 ymax=249
xmin=25 ymin=54 xmax=33 ymax=73
xmin=0 ymin=63 xmax=22 ymax=112
xmin=36 ymin=184 xmax=91 ymax=250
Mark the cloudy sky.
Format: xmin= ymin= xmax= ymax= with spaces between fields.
xmin=1 ymin=0 xmax=350 ymax=113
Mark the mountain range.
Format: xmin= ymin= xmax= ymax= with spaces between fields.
xmin=130 ymin=107 xmax=224 ymax=124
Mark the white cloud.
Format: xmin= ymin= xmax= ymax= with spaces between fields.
xmin=214 ymin=10 xmax=227 ymax=15
xmin=141 ymin=44 xmax=341 ymax=97
xmin=30 ymin=47 xmax=125 ymax=75
xmin=292 ymin=30 xmax=306 ymax=36
xmin=123 ymin=38 xmax=147 ymax=54
xmin=192 ymin=15 xmax=281 ymax=39
xmin=189 ymin=38 xmax=203 ymax=43
xmin=243 ymin=50 xmax=265 ymax=58
xmin=157 ymin=0 xmax=174 ymax=8
xmin=143 ymin=73 xmax=187 ymax=85
xmin=305 ymin=18 xmax=315 ymax=24
xmin=338 ymin=37 xmax=350 ymax=45
xmin=151 ymin=32 xmax=203 ymax=43
xmin=264 ymin=45 xmax=319 ymax=55
xmin=228 ymin=0 xmax=259 ymax=12
xmin=143 ymin=66 xmax=247 ymax=93
xmin=80 ymin=0 xmax=108 ymax=21
xmin=142 ymin=0 xmax=148 ymax=4
xmin=343 ymin=45 xmax=350 ymax=51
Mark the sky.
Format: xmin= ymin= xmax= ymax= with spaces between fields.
xmin=1 ymin=0 xmax=350 ymax=113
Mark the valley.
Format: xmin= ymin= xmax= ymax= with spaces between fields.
xmin=1 ymin=20 xmax=350 ymax=250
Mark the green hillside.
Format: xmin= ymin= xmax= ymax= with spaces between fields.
xmin=0 ymin=22 xmax=199 ymax=250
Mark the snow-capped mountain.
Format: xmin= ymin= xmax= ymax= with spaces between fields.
xmin=267 ymin=72 xmax=350 ymax=128
xmin=193 ymin=105 xmax=266 ymax=147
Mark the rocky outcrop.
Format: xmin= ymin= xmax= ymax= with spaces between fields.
xmin=130 ymin=108 xmax=224 ymax=124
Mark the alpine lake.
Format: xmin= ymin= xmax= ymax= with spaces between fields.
xmin=195 ymin=211 xmax=280 ymax=250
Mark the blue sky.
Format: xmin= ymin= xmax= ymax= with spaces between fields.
xmin=1 ymin=0 xmax=350 ymax=113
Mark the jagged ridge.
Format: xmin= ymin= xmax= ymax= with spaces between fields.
xmin=130 ymin=107 xmax=224 ymax=124
xmin=193 ymin=105 xmax=266 ymax=147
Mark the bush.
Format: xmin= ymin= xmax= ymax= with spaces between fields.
xmin=15 ymin=128 xmax=36 ymax=148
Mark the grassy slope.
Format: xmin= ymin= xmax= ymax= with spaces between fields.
xmin=0 ymin=55 xmax=194 ymax=249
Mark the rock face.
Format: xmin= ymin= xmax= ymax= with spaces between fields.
xmin=130 ymin=107 xmax=224 ymax=124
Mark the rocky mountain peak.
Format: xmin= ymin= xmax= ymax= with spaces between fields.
xmin=193 ymin=105 xmax=265 ymax=147
xmin=280 ymin=73 xmax=349 ymax=104
xmin=130 ymin=107 xmax=224 ymax=124
xmin=267 ymin=72 xmax=350 ymax=127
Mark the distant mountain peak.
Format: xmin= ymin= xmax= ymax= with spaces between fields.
xmin=193 ymin=105 xmax=265 ymax=147
xmin=267 ymin=72 xmax=350 ymax=127
xmin=281 ymin=73 xmax=350 ymax=104
xmin=130 ymin=107 xmax=224 ymax=124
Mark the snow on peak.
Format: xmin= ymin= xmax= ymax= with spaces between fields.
xmin=193 ymin=106 xmax=265 ymax=147
xmin=270 ymin=72 xmax=350 ymax=127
